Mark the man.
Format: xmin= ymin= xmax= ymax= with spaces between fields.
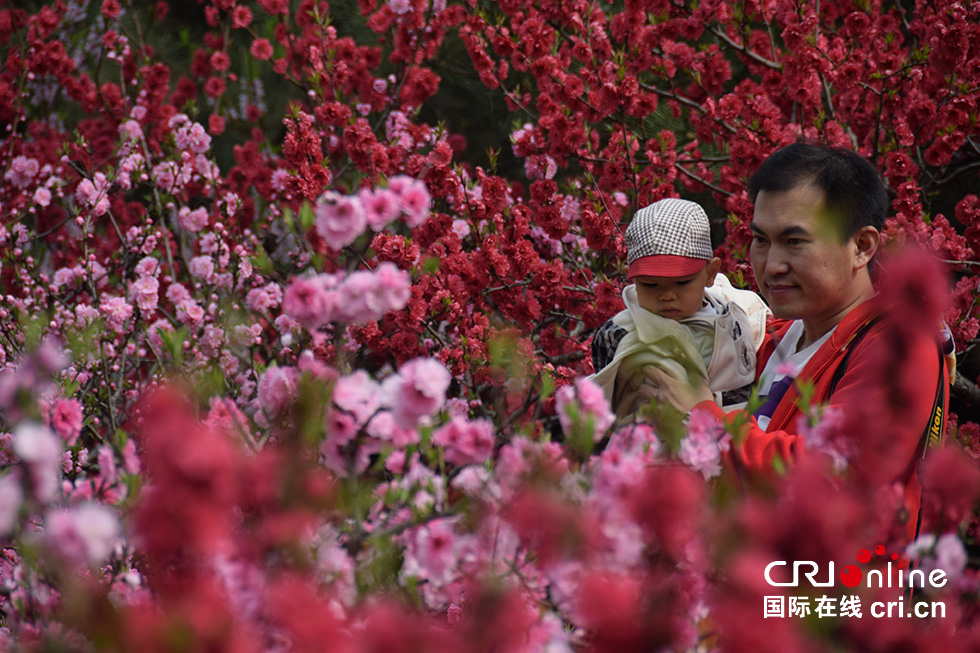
xmin=643 ymin=143 xmax=949 ymax=539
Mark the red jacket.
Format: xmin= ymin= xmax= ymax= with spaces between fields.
xmin=697 ymin=298 xmax=948 ymax=540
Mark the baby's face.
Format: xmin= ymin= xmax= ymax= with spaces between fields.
xmin=633 ymin=266 xmax=712 ymax=320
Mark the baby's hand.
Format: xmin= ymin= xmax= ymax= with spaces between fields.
xmin=637 ymin=365 xmax=713 ymax=413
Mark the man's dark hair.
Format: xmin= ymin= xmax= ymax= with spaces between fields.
xmin=747 ymin=142 xmax=888 ymax=239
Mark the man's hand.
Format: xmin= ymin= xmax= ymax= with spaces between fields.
xmin=636 ymin=365 xmax=714 ymax=413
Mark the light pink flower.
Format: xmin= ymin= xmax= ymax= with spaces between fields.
xmin=555 ymin=377 xmax=615 ymax=442
xmin=283 ymin=274 xmax=339 ymax=331
xmin=33 ymin=187 xmax=52 ymax=207
xmin=333 ymin=371 xmax=381 ymax=425
xmin=146 ymin=318 xmax=174 ymax=351
xmin=389 ymin=0 xmax=411 ymax=14
xmin=371 ymin=262 xmax=412 ymax=313
xmin=166 ymin=282 xmax=191 ymax=305
xmin=246 ymin=286 xmax=278 ymax=313
xmin=189 ymin=255 xmax=214 ymax=281
xmin=314 ymin=194 xmax=368 ymax=248
xmin=135 ymin=256 xmax=161 ymax=277
xmin=381 ymin=358 xmax=451 ymax=429
xmin=176 ymin=299 xmax=205 ymax=329
xmin=44 ymin=503 xmax=120 ymax=565
xmin=366 ymin=411 xmax=418 ymax=447
xmin=52 ymin=267 xmax=76 ymax=290
xmin=100 ymin=296 xmax=134 ymax=334
xmin=175 ymin=122 xmax=212 ymax=153
xmin=118 ymin=119 xmax=142 ymax=141
xmin=13 ymin=422 xmax=62 ymax=503
xmin=76 ymin=172 xmax=110 ymax=216
xmin=359 ymin=187 xmax=401 ymax=229
xmin=129 ymin=275 xmax=159 ymax=313
xmin=97 ymin=445 xmax=119 ymax=487
xmin=178 ymin=206 xmax=209 ymax=232
xmin=0 ymin=473 xmax=23 ymax=536
xmin=678 ymin=409 xmax=729 ymax=479
xmin=388 ymin=175 xmax=431 ymax=227
xmin=402 ymin=519 xmax=459 ymax=587
xmin=49 ymin=399 xmax=83 ymax=446
xmin=257 ymin=365 xmax=299 ymax=419
xmin=5 ymin=156 xmax=39 ymax=188
xmin=432 ymin=415 xmax=495 ymax=466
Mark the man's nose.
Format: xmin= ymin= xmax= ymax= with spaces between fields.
xmin=764 ymin=248 xmax=790 ymax=276
xmin=659 ymin=288 xmax=677 ymax=301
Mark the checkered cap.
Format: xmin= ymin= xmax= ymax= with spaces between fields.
xmin=625 ymin=198 xmax=713 ymax=278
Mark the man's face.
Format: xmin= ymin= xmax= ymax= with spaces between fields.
xmin=750 ymin=182 xmax=869 ymax=340
xmin=633 ymin=260 xmax=718 ymax=320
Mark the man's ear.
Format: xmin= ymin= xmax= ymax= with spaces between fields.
xmin=852 ymin=226 xmax=880 ymax=270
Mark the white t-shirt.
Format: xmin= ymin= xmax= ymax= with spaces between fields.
xmin=755 ymin=320 xmax=835 ymax=430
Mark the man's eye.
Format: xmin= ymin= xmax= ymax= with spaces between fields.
xmin=786 ymin=238 xmax=805 ymax=246
xmin=676 ymin=280 xmax=691 ymax=286
xmin=752 ymin=235 xmax=768 ymax=245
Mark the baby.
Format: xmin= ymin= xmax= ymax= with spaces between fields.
xmin=590 ymin=198 xmax=770 ymax=419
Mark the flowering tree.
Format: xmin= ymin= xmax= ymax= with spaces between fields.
xmin=1 ymin=0 xmax=979 ymax=650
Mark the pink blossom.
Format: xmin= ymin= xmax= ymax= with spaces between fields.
xmin=49 ymin=399 xmax=83 ymax=446
xmin=381 ymin=358 xmax=451 ymax=429
xmin=231 ymin=323 xmax=262 ymax=348
xmin=246 ymin=286 xmax=279 ymax=313
xmin=402 ymin=519 xmax=459 ymax=587
xmin=389 ymin=0 xmax=411 ymax=14
xmin=100 ymin=296 xmax=134 ymax=334
xmin=333 ymin=371 xmax=381 ymax=425
xmin=359 ymin=187 xmax=401 ymax=229
xmin=335 ymin=272 xmax=378 ymax=323
xmin=135 ymin=256 xmax=160 ymax=277
xmin=52 ymin=268 xmax=76 ymax=290
xmin=432 ymin=415 xmax=495 ymax=466
xmin=5 ymin=156 xmax=39 ymax=188
xmin=555 ymin=377 xmax=615 ymax=442
xmin=189 ymin=255 xmax=214 ymax=281
xmin=152 ymin=161 xmax=178 ymax=190
xmin=129 ymin=275 xmax=159 ymax=313
xmin=118 ymin=119 xmax=142 ymax=141
xmin=166 ymin=282 xmax=191 ymax=305
xmin=371 ymin=262 xmax=412 ymax=313
xmin=75 ymin=172 xmax=110 ymax=216
xmin=283 ymin=274 xmax=340 ymax=331
xmin=907 ymin=533 xmax=968 ymax=584
xmin=178 ymin=206 xmax=209 ymax=232
xmin=44 ymin=503 xmax=120 ymax=565
xmin=176 ymin=299 xmax=205 ymax=329
xmin=175 ymin=122 xmax=212 ymax=153
xmin=0 ymin=473 xmax=22 ymax=536
xmin=388 ymin=176 xmax=431 ymax=227
xmin=97 ymin=445 xmax=119 ymax=487
xmin=120 ymin=438 xmax=140 ymax=474
xmin=206 ymin=397 xmax=252 ymax=442
xmin=33 ymin=187 xmax=52 ymax=207
xmin=678 ymin=409 xmax=729 ymax=479
xmin=366 ymin=411 xmax=419 ymax=447
xmin=795 ymin=406 xmax=849 ymax=473
xmin=451 ymin=220 xmax=470 ymax=239
xmin=257 ymin=365 xmax=299 ymax=419
xmin=13 ymin=423 xmax=62 ymax=503
xmin=251 ymin=38 xmax=274 ymax=60
xmin=315 ymin=194 xmax=368 ymax=248
xmin=146 ymin=318 xmax=174 ymax=351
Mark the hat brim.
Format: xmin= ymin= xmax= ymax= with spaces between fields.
xmin=628 ymin=255 xmax=707 ymax=279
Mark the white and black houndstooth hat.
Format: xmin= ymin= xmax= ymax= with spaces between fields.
xmin=625 ymin=198 xmax=713 ymax=279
